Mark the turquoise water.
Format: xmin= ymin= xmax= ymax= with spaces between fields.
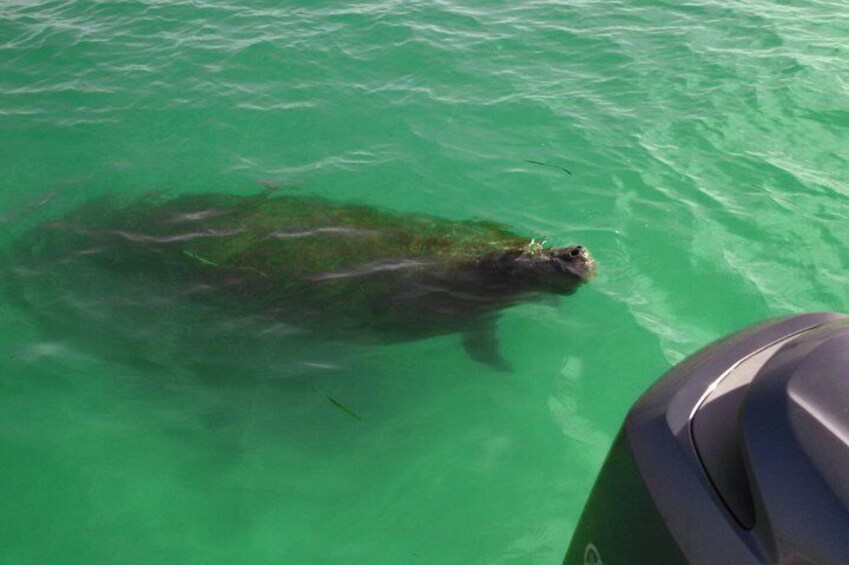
xmin=1 ymin=1 xmax=848 ymax=562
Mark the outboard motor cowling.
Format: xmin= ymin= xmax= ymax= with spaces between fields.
xmin=564 ymin=313 xmax=849 ymax=564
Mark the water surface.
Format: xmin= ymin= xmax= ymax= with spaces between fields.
xmin=1 ymin=0 xmax=848 ymax=563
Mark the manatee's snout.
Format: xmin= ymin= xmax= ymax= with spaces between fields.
xmin=553 ymin=245 xmax=596 ymax=281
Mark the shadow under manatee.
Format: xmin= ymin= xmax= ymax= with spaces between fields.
xmin=2 ymin=252 xmax=381 ymax=484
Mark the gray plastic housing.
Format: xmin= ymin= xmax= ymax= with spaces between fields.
xmin=741 ymin=319 xmax=849 ymax=561
xmin=622 ymin=312 xmax=849 ymax=563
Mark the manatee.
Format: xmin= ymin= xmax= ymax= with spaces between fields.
xmin=7 ymin=192 xmax=595 ymax=370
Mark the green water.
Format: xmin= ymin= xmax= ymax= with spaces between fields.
xmin=1 ymin=1 xmax=847 ymax=562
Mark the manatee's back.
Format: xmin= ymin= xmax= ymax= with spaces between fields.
xmin=4 ymin=192 xmax=529 ymax=341
xmin=167 ymin=193 xmax=526 ymax=280
xmin=10 ymin=192 xmax=523 ymax=273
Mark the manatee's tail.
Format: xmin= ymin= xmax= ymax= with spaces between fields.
xmin=1 ymin=227 xmax=67 ymax=317
xmin=1 ymin=194 xmax=122 ymax=314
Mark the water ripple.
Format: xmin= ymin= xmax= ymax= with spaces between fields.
xmin=2 ymin=0 xmax=849 ymax=562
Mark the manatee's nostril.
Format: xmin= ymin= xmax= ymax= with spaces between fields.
xmin=570 ymin=248 xmax=581 ymax=257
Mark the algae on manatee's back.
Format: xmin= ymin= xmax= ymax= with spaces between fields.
xmin=8 ymin=192 xmax=595 ymax=369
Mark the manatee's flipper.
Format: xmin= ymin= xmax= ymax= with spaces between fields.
xmin=461 ymin=319 xmax=512 ymax=372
